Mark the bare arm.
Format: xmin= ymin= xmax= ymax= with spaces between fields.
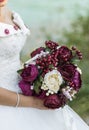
xmin=0 ymin=87 xmax=48 ymax=110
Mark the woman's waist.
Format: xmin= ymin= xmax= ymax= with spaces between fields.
xmin=0 ymin=60 xmax=21 ymax=73
xmin=0 ymin=56 xmax=21 ymax=67
xmin=0 ymin=76 xmax=22 ymax=93
xmin=0 ymin=69 xmax=22 ymax=93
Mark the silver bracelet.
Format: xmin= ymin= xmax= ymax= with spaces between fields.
xmin=16 ymin=92 xmax=20 ymax=107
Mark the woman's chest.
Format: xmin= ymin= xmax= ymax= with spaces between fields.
xmin=0 ymin=34 xmax=26 ymax=59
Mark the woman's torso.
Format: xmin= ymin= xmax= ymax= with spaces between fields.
xmin=0 ymin=11 xmax=30 ymax=93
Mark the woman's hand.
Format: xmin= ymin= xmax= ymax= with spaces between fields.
xmin=0 ymin=87 xmax=50 ymax=110
xmin=20 ymin=95 xmax=49 ymax=110
xmin=30 ymin=97 xmax=49 ymax=110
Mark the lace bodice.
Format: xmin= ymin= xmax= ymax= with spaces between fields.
xmin=0 ymin=12 xmax=30 ymax=93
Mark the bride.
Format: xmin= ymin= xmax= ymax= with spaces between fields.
xmin=0 ymin=0 xmax=89 ymax=130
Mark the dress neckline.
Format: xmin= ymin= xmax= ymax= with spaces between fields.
xmin=0 ymin=11 xmax=21 ymax=29
xmin=0 ymin=11 xmax=30 ymax=37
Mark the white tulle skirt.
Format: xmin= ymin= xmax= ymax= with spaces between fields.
xmin=0 ymin=105 xmax=89 ymax=130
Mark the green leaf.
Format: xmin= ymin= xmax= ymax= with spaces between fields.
xmin=45 ymin=47 xmax=51 ymax=52
xmin=71 ymin=58 xmax=80 ymax=64
xmin=34 ymin=76 xmax=43 ymax=94
xmin=39 ymin=69 xmax=43 ymax=75
xmin=34 ymin=80 xmax=41 ymax=94
xmin=39 ymin=76 xmax=44 ymax=82
xmin=49 ymin=64 xmax=54 ymax=69
xmin=17 ymin=69 xmax=23 ymax=75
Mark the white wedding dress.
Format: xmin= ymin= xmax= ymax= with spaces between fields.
xmin=0 ymin=11 xmax=89 ymax=130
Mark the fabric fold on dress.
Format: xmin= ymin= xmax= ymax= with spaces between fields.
xmin=12 ymin=11 xmax=30 ymax=35
xmin=63 ymin=105 xmax=77 ymax=130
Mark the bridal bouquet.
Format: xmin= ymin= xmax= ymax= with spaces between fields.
xmin=18 ymin=40 xmax=82 ymax=109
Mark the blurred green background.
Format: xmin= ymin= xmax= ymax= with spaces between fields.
xmin=8 ymin=0 xmax=89 ymax=124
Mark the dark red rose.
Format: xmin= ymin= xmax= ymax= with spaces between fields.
xmin=31 ymin=47 xmax=45 ymax=58
xmin=44 ymin=94 xmax=67 ymax=109
xmin=69 ymin=71 xmax=82 ymax=91
xmin=58 ymin=46 xmax=72 ymax=62
xmin=21 ymin=64 xmax=38 ymax=82
xmin=45 ymin=40 xmax=59 ymax=50
xmin=58 ymin=63 xmax=77 ymax=81
xmin=19 ymin=80 xmax=34 ymax=96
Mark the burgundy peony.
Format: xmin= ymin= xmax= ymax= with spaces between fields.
xmin=31 ymin=47 xmax=45 ymax=58
xmin=44 ymin=94 xmax=67 ymax=109
xmin=45 ymin=40 xmax=59 ymax=50
xmin=70 ymin=71 xmax=82 ymax=91
xmin=58 ymin=94 xmax=67 ymax=106
xmin=58 ymin=64 xmax=82 ymax=91
xmin=21 ymin=64 xmax=39 ymax=82
xmin=58 ymin=46 xmax=72 ymax=62
xmin=19 ymin=80 xmax=34 ymax=96
xmin=58 ymin=63 xmax=77 ymax=81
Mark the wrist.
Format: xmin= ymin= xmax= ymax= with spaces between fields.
xmin=15 ymin=93 xmax=20 ymax=107
xmin=18 ymin=94 xmax=34 ymax=108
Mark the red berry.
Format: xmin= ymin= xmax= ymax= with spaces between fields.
xmin=72 ymin=46 xmax=77 ymax=50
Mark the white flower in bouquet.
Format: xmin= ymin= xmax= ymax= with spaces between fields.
xmin=62 ymin=86 xmax=77 ymax=101
xmin=41 ymin=70 xmax=63 ymax=95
